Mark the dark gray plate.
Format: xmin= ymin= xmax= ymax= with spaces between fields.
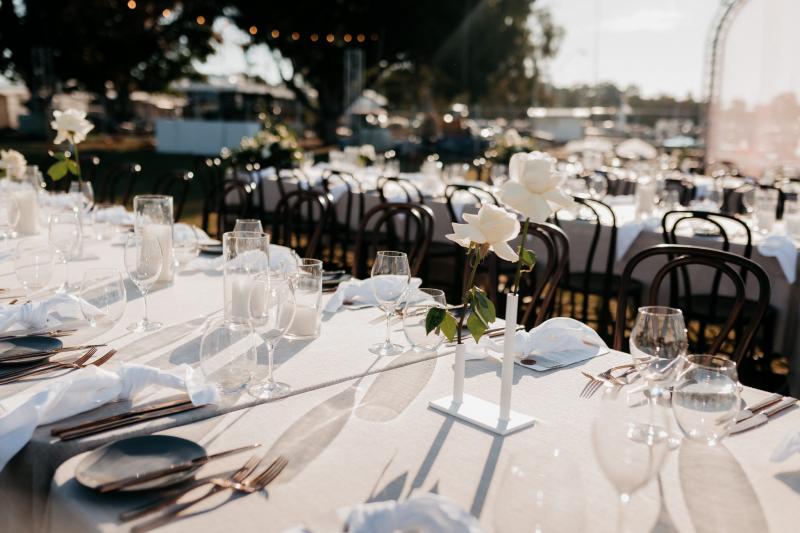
xmin=199 ymin=243 xmax=223 ymax=255
xmin=76 ymin=435 xmax=206 ymax=492
xmin=0 ymin=336 xmax=63 ymax=365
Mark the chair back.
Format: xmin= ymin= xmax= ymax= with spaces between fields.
xmin=155 ymin=170 xmax=195 ymax=221
xmin=103 ymin=163 xmax=142 ymax=206
xmin=614 ymin=244 xmax=770 ymax=363
xmin=519 ymin=222 xmax=570 ymax=328
xmin=444 ymin=184 xmax=498 ymax=223
xmin=354 ymin=202 xmax=434 ymax=279
xmin=377 ymin=176 xmax=424 ymax=204
xmin=203 ymin=180 xmax=254 ymax=237
xmin=272 ymin=189 xmax=333 ymax=258
xmin=321 ymin=170 xmax=363 ymax=268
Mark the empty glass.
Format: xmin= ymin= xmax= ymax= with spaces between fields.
xmin=14 ymin=241 xmax=55 ymax=297
xmin=79 ymin=268 xmax=127 ymax=327
xmin=629 ymin=306 xmax=688 ymax=395
xmin=233 ymin=219 xmax=264 ymax=233
xmin=199 ymin=316 xmax=256 ymax=395
xmin=285 ymin=258 xmax=323 ymax=340
xmin=49 ymin=211 xmax=82 ymax=293
xmin=69 ymin=180 xmax=95 ymax=213
xmin=370 ymin=251 xmax=411 ymax=356
xmin=124 ymin=234 xmax=163 ymax=332
xmin=754 ymin=188 xmax=779 ymax=234
xmin=783 ymin=199 xmax=800 ymax=240
xmin=592 ymin=387 xmax=671 ymax=533
xmin=249 ymin=272 xmax=295 ymax=399
xmin=402 ymin=288 xmax=447 ymax=352
xmin=173 ymin=225 xmax=200 ymax=272
xmin=588 ymin=173 xmax=608 ymax=200
xmin=673 ymin=354 xmax=740 ymax=445
xmin=0 ymin=194 xmax=20 ymax=247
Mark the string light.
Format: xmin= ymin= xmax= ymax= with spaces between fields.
xmin=161 ymin=8 xmax=170 ymax=17
xmin=344 ymin=34 xmax=352 ymax=43
xmin=291 ymin=32 xmax=300 ymax=40
xmin=326 ymin=34 xmax=335 ymax=43
xmin=196 ymin=15 xmax=206 ymax=25
xmin=127 ymin=0 xmax=136 ymax=9
xmin=271 ymin=29 xmax=280 ymax=38
xmin=310 ymin=33 xmax=319 ymax=42
xmin=249 ymin=26 xmax=258 ymax=35
xmin=357 ymin=34 xmax=365 ymax=43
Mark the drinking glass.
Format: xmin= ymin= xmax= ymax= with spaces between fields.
xmin=233 ymin=219 xmax=264 ymax=233
xmin=0 ymin=194 xmax=20 ymax=247
xmin=754 ymin=188 xmax=778 ymax=234
xmin=199 ymin=316 xmax=256 ymax=395
xmin=783 ymin=199 xmax=800 ymax=240
xmin=285 ymin=258 xmax=323 ymax=340
xmin=592 ymin=387 xmax=671 ymax=533
xmin=402 ymin=288 xmax=447 ymax=352
xmin=49 ymin=211 xmax=82 ymax=293
xmin=134 ymin=195 xmax=174 ymax=282
xmin=124 ymin=234 xmax=163 ymax=332
xmin=79 ymin=268 xmax=127 ymax=327
xmin=69 ymin=180 xmax=95 ymax=212
xmin=629 ymin=306 xmax=688 ymax=396
xmin=173 ymin=225 xmax=200 ymax=272
xmin=741 ymin=186 xmax=755 ymax=220
xmin=588 ymin=173 xmax=608 ymax=200
xmin=369 ymin=251 xmax=411 ymax=356
xmin=248 ymin=272 xmax=296 ymax=398
xmin=672 ymin=354 xmax=740 ymax=445
xmin=223 ymin=231 xmax=270 ymax=323
xmin=14 ymin=241 xmax=55 ymax=297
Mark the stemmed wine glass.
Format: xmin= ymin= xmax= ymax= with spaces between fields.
xmin=124 ymin=234 xmax=163 ymax=332
xmin=0 ymin=195 xmax=20 ymax=248
xmin=14 ymin=241 xmax=55 ymax=298
xmin=629 ymin=306 xmax=688 ymax=396
xmin=248 ymin=271 xmax=296 ymax=398
xmin=173 ymin=225 xmax=200 ymax=272
xmin=79 ymin=268 xmax=127 ymax=328
xmin=49 ymin=211 xmax=82 ymax=293
xmin=592 ymin=386 xmax=671 ymax=533
xmin=369 ymin=251 xmax=411 ymax=356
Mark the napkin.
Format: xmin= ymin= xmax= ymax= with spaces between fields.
xmin=758 ymin=235 xmax=797 ymax=283
xmin=324 ymin=277 xmax=422 ymax=313
xmin=186 ymin=245 xmax=299 ymax=273
xmin=0 ymin=362 xmax=217 ymax=471
xmin=93 ymin=206 xmax=134 ymax=225
xmin=345 ymin=493 xmax=484 ymax=533
xmin=771 ymin=427 xmax=800 ymax=462
xmin=465 ymin=317 xmax=609 ymax=370
xmin=174 ymin=223 xmax=210 ymax=242
xmin=0 ymin=294 xmax=90 ymax=333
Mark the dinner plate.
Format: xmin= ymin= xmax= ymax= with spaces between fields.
xmin=199 ymin=242 xmax=223 ymax=255
xmin=76 ymin=435 xmax=206 ymax=492
xmin=0 ymin=336 xmax=63 ymax=365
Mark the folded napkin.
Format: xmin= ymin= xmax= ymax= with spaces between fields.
xmin=324 ymin=277 xmax=422 ymax=313
xmin=93 ymin=206 xmax=134 ymax=225
xmin=0 ymin=362 xmax=217 ymax=470
xmin=345 ymin=494 xmax=484 ymax=533
xmin=186 ymin=245 xmax=299 ymax=274
xmin=0 ymin=294 xmax=89 ymax=333
xmin=174 ymin=223 xmax=210 ymax=242
xmin=771 ymin=427 xmax=800 ymax=462
xmin=758 ymin=235 xmax=797 ymax=283
xmin=466 ymin=317 xmax=608 ymax=370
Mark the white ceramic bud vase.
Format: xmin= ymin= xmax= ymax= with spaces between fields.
xmin=453 ymin=342 xmax=466 ymax=403
xmin=499 ymin=293 xmax=519 ymax=421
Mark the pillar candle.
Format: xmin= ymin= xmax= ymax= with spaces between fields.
xmin=13 ymin=188 xmax=38 ymax=236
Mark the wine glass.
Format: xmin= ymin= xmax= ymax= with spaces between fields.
xmin=672 ymin=354 xmax=740 ymax=446
xmin=124 ymin=234 xmax=163 ymax=332
xmin=233 ymin=219 xmax=264 ymax=233
xmin=592 ymin=386 xmax=671 ymax=533
xmin=588 ymin=173 xmax=608 ymax=200
xmin=69 ymin=180 xmax=95 ymax=212
xmin=14 ymin=241 xmax=55 ymax=297
xmin=402 ymin=288 xmax=447 ymax=352
xmin=49 ymin=211 xmax=82 ymax=293
xmin=248 ymin=272 xmax=296 ymax=399
xmin=629 ymin=306 xmax=688 ymax=396
xmin=199 ymin=316 xmax=256 ymax=395
xmin=79 ymin=268 xmax=127 ymax=327
xmin=173 ymin=225 xmax=200 ymax=272
xmin=0 ymin=195 xmax=20 ymax=248
xmin=369 ymin=251 xmax=411 ymax=356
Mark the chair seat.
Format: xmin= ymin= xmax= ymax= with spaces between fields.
xmin=564 ymin=272 xmax=643 ymax=295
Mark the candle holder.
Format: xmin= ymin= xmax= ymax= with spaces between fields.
xmin=285 ymin=258 xmax=323 ymax=340
xmin=133 ymin=195 xmax=174 ymax=283
xmin=222 ymin=231 xmax=270 ymax=324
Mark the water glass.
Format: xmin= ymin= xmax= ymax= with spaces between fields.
xmin=629 ymin=306 xmax=688 ymax=395
xmin=69 ymin=180 xmax=95 ymax=213
xmin=14 ymin=241 xmax=55 ymax=296
xmin=0 ymin=194 xmax=20 ymax=247
xmin=370 ymin=251 xmax=411 ymax=356
xmin=79 ymin=268 xmax=127 ymax=327
xmin=223 ymin=231 xmax=270 ymax=323
xmin=199 ymin=316 xmax=256 ymax=395
xmin=672 ymin=354 xmax=740 ymax=445
xmin=134 ymin=195 xmax=174 ymax=282
xmin=233 ymin=219 xmax=264 ymax=233
xmin=588 ymin=173 xmax=608 ymax=199
xmin=783 ymin=199 xmax=800 ymax=240
xmin=173 ymin=225 xmax=200 ymax=271
xmin=248 ymin=272 xmax=296 ymax=399
xmin=402 ymin=288 xmax=447 ymax=352
xmin=49 ymin=211 xmax=82 ymax=293
xmin=124 ymin=234 xmax=163 ymax=332
xmin=285 ymin=258 xmax=323 ymax=339
xmin=754 ymin=188 xmax=778 ymax=234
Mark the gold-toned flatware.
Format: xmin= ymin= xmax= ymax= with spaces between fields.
xmin=580 ymin=371 xmax=607 ymax=398
xmin=0 ymin=344 xmax=106 ymax=363
xmin=0 ymin=347 xmax=100 ymax=385
xmin=51 ymin=397 xmax=192 ymax=437
xmin=0 ymin=329 xmax=77 ymax=342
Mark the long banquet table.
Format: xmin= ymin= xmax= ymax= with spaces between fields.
xmin=0 ymin=234 xmax=798 ymax=532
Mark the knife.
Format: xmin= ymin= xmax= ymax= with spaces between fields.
xmin=734 ymin=393 xmax=783 ymax=423
xmin=730 ymin=397 xmax=798 ymax=434
xmin=96 ymin=443 xmax=261 ymax=492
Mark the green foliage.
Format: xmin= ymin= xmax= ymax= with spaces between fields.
xmin=519 ymin=249 xmax=536 ymax=274
xmin=47 ymin=161 xmax=68 ymax=181
xmin=466 ymin=311 xmax=488 ymax=343
xmin=424 ymin=286 xmax=497 ymax=344
xmin=425 ymin=307 xmax=446 ymax=335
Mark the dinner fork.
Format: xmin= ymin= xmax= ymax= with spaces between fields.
xmin=0 ymin=348 xmax=115 ymax=385
xmin=579 ymin=371 xmax=606 ymax=398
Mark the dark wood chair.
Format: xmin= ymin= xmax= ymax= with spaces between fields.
xmin=103 ymin=162 xmax=143 ymax=206
xmin=272 ymin=189 xmax=333 ymax=259
xmin=613 ymin=244 xmax=771 ymax=365
xmin=353 ymin=202 xmax=434 ymax=279
xmin=321 ymin=170 xmax=364 ymax=270
xmin=519 ymin=222 xmax=571 ymax=328
xmin=155 ymin=170 xmax=195 ymax=222
xmin=203 ymin=180 xmax=255 ymax=238
xmin=377 ymin=176 xmax=424 ymax=204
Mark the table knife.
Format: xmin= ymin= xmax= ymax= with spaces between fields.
xmin=730 ymin=397 xmax=798 ymax=434
xmin=734 ymin=392 xmax=783 ymax=423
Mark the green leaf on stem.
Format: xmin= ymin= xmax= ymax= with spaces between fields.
xmin=519 ymin=249 xmax=536 ymax=273
xmin=472 ymin=289 xmax=496 ymax=324
xmin=440 ymin=312 xmax=458 ymax=341
xmin=467 ymin=311 xmax=488 ymax=343
xmin=47 ymin=161 xmax=69 ymax=181
xmin=425 ymin=307 xmax=445 ymax=335
xmin=66 ymin=159 xmax=80 ymax=176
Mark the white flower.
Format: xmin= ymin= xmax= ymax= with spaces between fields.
xmin=360 ymin=144 xmax=376 ymax=160
xmin=499 ymin=151 xmax=576 ymax=223
xmin=447 ymin=204 xmax=520 ymax=262
xmin=0 ymin=149 xmax=27 ymax=181
xmin=51 ymin=109 xmax=94 ymax=145
xmin=502 ymin=128 xmax=524 ymax=147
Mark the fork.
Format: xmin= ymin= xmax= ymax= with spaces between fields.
xmin=131 ymin=456 xmax=287 ymax=532
xmin=579 ymin=371 xmax=606 ymax=398
xmin=0 ymin=348 xmax=115 ymax=385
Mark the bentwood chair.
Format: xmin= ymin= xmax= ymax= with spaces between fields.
xmin=321 ymin=170 xmax=364 ymax=270
xmin=203 ymin=180 xmax=255 ymax=238
xmin=155 ymin=170 xmax=195 ymax=222
xmin=353 ymin=202 xmax=434 ymax=279
xmin=103 ymin=162 xmax=143 ymax=206
xmin=377 ymin=176 xmax=425 ymax=204
xmin=614 ymin=244 xmax=770 ymax=366
xmin=516 ymin=222 xmax=570 ymax=328
xmin=272 ymin=189 xmax=333 ymax=259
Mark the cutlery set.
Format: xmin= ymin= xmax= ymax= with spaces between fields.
xmin=730 ymin=395 xmax=798 ymax=434
xmin=580 ymin=364 xmax=637 ymax=398
xmin=0 ymin=347 xmax=116 ymax=385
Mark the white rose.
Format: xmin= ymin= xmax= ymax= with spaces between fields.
xmin=446 ymin=204 xmax=521 ymax=262
xmin=499 ymin=151 xmax=576 ymax=223
xmin=51 ymin=109 xmax=94 ymax=145
xmin=360 ymin=144 xmax=376 ymax=160
xmin=0 ymin=149 xmax=27 ymax=181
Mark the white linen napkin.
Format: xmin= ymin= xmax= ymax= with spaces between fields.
xmin=0 ymin=294 xmax=91 ymax=333
xmin=345 ymin=493 xmax=484 ymax=533
xmin=771 ymin=427 xmax=800 ymax=462
xmin=758 ymin=235 xmax=797 ymax=283
xmin=93 ymin=206 xmax=134 ymax=225
xmin=186 ymin=245 xmax=299 ymax=273
xmin=465 ymin=317 xmax=609 ymax=370
xmin=0 ymin=362 xmax=217 ymax=471
xmin=324 ymin=277 xmax=422 ymax=313
xmin=174 ymin=223 xmax=209 ymax=242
